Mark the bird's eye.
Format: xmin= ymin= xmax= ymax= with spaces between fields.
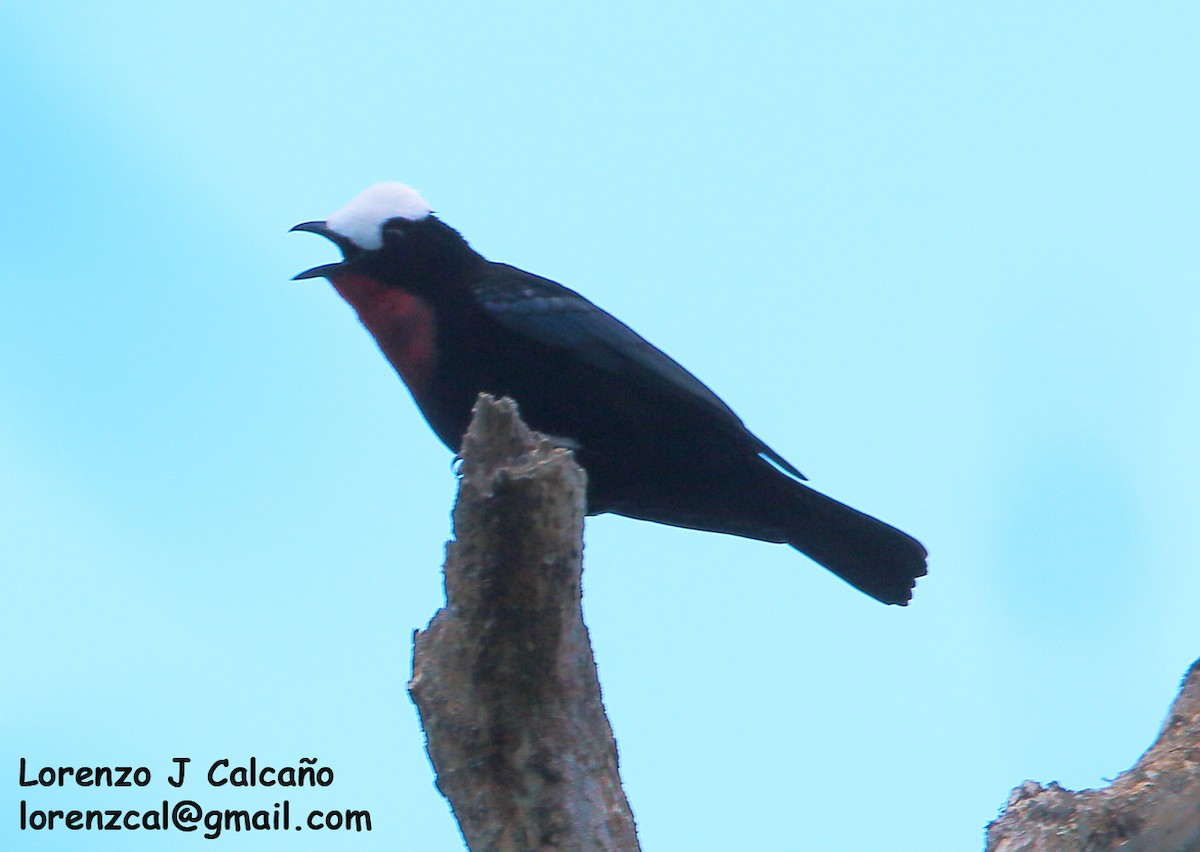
xmin=383 ymin=218 xmax=408 ymax=233
xmin=381 ymin=219 xmax=411 ymax=249
xmin=386 ymin=220 xmax=420 ymax=250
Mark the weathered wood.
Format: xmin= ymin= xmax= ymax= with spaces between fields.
xmin=987 ymin=659 xmax=1200 ymax=851
xmin=409 ymin=394 xmax=640 ymax=851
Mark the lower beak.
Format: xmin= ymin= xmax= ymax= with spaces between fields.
xmin=292 ymin=262 xmax=347 ymax=281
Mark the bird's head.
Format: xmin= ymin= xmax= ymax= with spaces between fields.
xmin=292 ymin=182 xmax=469 ymax=287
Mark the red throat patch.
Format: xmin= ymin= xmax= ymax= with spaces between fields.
xmin=329 ymin=272 xmax=438 ymax=396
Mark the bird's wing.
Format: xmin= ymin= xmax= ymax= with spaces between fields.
xmin=472 ymin=262 xmax=806 ymax=480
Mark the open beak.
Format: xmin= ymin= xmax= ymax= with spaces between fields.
xmin=290 ymin=221 xmax=359 ymax=280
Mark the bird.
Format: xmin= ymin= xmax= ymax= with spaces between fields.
xmin=292 ymin=182 xmax=927 ymax=604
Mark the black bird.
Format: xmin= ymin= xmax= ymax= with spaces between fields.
xmin=293 ymin=183 xmax=927 ymax=604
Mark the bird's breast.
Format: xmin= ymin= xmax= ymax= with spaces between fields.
xmin=330 ymin=272 xmax=439 ymax=397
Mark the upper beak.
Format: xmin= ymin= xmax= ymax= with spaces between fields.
xmin=290 ymin=221 xmax=358 ymax=280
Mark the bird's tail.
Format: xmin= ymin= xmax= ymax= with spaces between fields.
xmin=592 ymin=458 xmax=927 ymax=605
xmin=778 ymin=481 xmax=927 ymax=605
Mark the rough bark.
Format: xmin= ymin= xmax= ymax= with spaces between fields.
xmin=408 ymin=394 xmax=640 ymax=852
xmin=987 ymin=659 xmax=1200 ymax=851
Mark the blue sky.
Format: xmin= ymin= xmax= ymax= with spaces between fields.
xmin=2 ymin=3 xmax=1197 ymax=849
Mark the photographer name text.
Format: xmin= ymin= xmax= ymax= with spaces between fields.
xmin=17 ymin=757 xmax=372 ymax=840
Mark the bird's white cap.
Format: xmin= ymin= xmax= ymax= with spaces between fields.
xmin=326 ymin=182 xmax=433 ymax=250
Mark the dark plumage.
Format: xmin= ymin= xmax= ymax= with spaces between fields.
xmin=293 ymin=183 xmax=927 ymax=604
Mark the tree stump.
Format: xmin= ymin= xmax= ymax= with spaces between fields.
xmin=409 ymin=394 xmax=640 ymax=851
xmin=987 ymin=659 xmax=1200 ymax=851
